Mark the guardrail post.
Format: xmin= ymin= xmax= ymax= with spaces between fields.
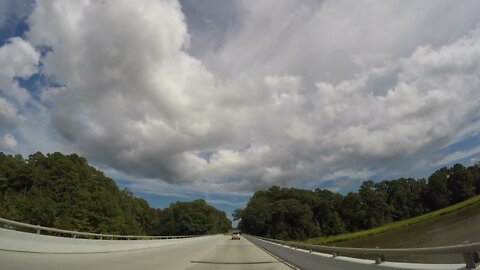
xmin=463 ymin=241 xmax=479 ymax=269
xmin=36 ymin=225 xmax=41 ymax=234
xmin=463 ymin=252 xmax=479 ymax=269
xmin=332 ymin=246 xmax=339 ymax=257
xmin=375 ymin=247 xmax=386 ymax=264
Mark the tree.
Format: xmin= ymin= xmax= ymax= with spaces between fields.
xmin=0 ymin=152 xmax=231 ymax=236
xmin=426 ymin=168 xmax=451 ymax=210
xmin=313 ymin=189 xmax=345 ymax=235
xmin=267 ymin=199 xmax=319 ymax=240
xmin=359 ymin=181 xmax=392 ymax=228
xmin=238 ymin=196 xmax=272 ymax=236
xmin=340 ymin=192 xmax=367 ymax=231
xmin=384 ymin=178 xmax=426 ymax=220
xmin=448 ymin=164 xmax=475 ymax=203
xmin=232 ymin=208 xmax=243 ymax=221
xmin=468 ymin=163 xmax=480 ymax=194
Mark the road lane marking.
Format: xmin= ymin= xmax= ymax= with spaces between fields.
xmin=244 ymin=236 xmax=300 ymax=270
xmin=190 ymin=260 xmax=281 ymax=264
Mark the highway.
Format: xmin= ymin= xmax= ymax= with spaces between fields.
xmin=0 ymin=234 xmax=293 ymax=270
xmin=246 ymin=236 xmax=467 ymax=270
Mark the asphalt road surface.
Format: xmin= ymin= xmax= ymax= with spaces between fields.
xmin=245 ymin=235 xmax=466 ymax=270
xmin=0 ymin=234 xmax=293 ymax=270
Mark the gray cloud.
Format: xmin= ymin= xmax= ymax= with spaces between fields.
xmin=179 ymin=0 xmax=239 ymax=57
xmin=202 ymin=0 xmax=480 ymax=84
xmin=5 ymin=0 xmax=478 ymax=195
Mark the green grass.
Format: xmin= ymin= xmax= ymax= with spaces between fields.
xmin=305 ymin=195 xmax=480 ymax=245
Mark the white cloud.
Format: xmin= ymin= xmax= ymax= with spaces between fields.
xmin=0 ymin=97 xmax=20 ymax=127
xmin=201 ymin=0 xmax=480 ymax=84
xmin=0 ymin=36 xmax=40 ymax=155
xmin=1 ymin=0 xmax=477 ymax=195
xmin=0 ymin=133 xmax=17 ymax=152
xmin=205 ymin=199 xmax=247 ymax=207
xmin=432 ymin=145 xmax=480 ymax=167
xmin=0 ymin=37 xmax=39 ymax=104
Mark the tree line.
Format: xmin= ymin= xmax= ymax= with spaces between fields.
xmin=234 ymin=163 xmax=480 ymax=240
xmin=0 ymin=152 xmax=231 ymax=235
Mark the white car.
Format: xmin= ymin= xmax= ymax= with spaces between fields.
xmin=231 ymin=231 xmax=240 ymax=240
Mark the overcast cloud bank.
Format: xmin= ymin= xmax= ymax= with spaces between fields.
xmin=1 ymin=0 xmax=480 ymax=196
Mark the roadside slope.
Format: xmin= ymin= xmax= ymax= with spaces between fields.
xmin=306 ymin=195 xmax=480 ymax=245
xmin=306 ymin=196 xmax=480 ymax=263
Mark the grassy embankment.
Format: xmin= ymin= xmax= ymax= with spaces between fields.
xmin=305 ymin=194 xmax=480 ymax=245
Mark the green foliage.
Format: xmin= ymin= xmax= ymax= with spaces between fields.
xmin=153 ymin=199 xmax=230 ymax=235
xmin=425 ymin=168 xmax=451 ymax=209
xmin=268 ymin=199 xmax=320 ymax=240
xmin=383 ymin=178 xmax=426 ymax=220
xmin=237 ymin=163 xmax=480 ymax=240
xmin=306 ymin=194 xmax=480 ymax=245
xmin=448 ymin=164 xmax=475 ymax=203
xmin=0 ymin=152 xmax=231 ymax=236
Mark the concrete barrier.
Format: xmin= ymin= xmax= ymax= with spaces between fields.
xmin=0 ymin=228 xmax=207 ymax=253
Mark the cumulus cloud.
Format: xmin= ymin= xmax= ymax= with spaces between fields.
xmin=0 ymin=97 xmax=20 ymax=127
xmin=0 ymin=37 xmax=39 ymax=104
xmin=0 ymin=133 xmax=17 ymax=152
xmin=10 ymin=0 xmax=480 ymax=195
xmin=0 ymin=36 xmax=39 ymax=155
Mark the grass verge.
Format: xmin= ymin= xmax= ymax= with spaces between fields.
xmin=305 ymin=195 xmax=480 ymax=245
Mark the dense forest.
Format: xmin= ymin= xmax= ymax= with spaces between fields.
xmin=0 ymin=152 xmax=231 ymax=235
xmin=234 ymin=163 xmax=480 ymax=240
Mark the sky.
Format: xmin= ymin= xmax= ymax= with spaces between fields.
xmin=1 ymin=0 xmax=480 ymax=220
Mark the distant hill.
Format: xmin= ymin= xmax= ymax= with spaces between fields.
xmin=235 ymin=163 xmax=480 ymax=240
xmin=0 ymin=152 xmax=231 ymax=235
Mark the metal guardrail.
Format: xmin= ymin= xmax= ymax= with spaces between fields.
xmin=0 ymin=217 xmax=199 ymax=240
xmin=256 ymin=236 xmax=480 ymax=269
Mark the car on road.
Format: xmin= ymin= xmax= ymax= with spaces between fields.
xmin=231 ymin=231 xmax=240 ymax=240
